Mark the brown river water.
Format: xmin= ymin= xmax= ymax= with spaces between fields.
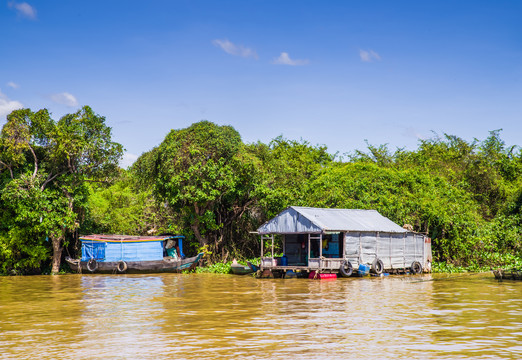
xmin=0 ymin=273 xmax=521 ymax=359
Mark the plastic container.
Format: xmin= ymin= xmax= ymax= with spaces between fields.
xmin=281 ymin=255 xmax=288 ymax=266
xmin=309 ymin=271 xmax=337 ymax=280
xmin=285 ymin=270 xmax=297 ymax=278
xmin=166 ymin=248 xmax=178 ymax=259
xmin=357 ymin=263 xmax=370 ymax=277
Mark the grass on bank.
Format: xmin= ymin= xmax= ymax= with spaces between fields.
xmin=194 ymin=257 xmax=262 ymax=274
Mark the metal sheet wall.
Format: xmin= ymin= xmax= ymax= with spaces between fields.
xmin=424 ymin=237 xmax=432 ymax=266
xmin=344 ymin=231 xmax=426 ymax=270
xmin=360 ymin=232 xmax=377 ymax=265
xmin=389 ymin=233 xmax=406 ymax=268
xmin=376 ymin=234 xmax=392 ymax=269
xmin=344 ymin=232 xmax=360 ymax=265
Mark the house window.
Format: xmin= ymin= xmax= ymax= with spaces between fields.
xmin=322 ymin=233 xmax=342 ymax=258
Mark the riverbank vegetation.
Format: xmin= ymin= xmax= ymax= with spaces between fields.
xmin=1 ymin=108 xmax=521 ymax=274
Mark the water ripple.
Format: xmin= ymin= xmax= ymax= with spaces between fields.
xmin=0 ymin=273 xmax=521 ymax=359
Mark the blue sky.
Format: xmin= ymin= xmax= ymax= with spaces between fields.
xmin=1 ymin=1 xmax=521 ymax=167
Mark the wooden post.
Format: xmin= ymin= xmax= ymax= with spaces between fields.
xmin=261 ymin=235 xmax=264 ymax=258
xmin=319 ymin=233 xmax=323 ymax=258
xmin=306 ymin=234 xmax=312 ymax=266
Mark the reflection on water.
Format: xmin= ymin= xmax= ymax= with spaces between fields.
xmin=79 ymin=276 xmax=166 ymax=359
xmin=0 ymin=273 xmax=521 ymax=359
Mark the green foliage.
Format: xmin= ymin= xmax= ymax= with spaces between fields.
xmin=194 ymin=257 xmax=261 ymax=274
xmin=432 ymin=262 xmax=469 ymax=274
xmin=343 ymin=130 xmax=522 ymax=268
xmin=128 ymin=126 xmax=522 ymax=269
xmin=149 ymin=121 xmax=244 ymax=233
xmin=305 ymin=162 xmax=484 ymax=264
xmin=133 ymin=121 xmax=263 ymax=260
xmin=0 ymin=106 xmax=123 ymax=274
xmin=246 ymin=137 xmax=334 ymax=219
xmin=3 ymin=110 xmax=522 ymax=274
xmin=0 ymin=231 xmax=49 ymax=275
xmin=194 ymin=261 xmax=233 ymax=274
xmin=82 ymin=170 xmax=177 ymax=235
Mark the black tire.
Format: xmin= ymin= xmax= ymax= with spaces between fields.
xmin=87 ymin=258 xmax=98 ymax=272
xmin=117 ymin=260 xmax=127 ymax=273
xmin=339 ymin=260 xmax=353 ymax=277
xmin=371 ymin=258 xmax=384 ymax=274
xmin=411 ymin=261 xmax=423 ymax=274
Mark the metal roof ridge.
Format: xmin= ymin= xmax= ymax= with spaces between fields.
xmin=290 ymin=206 xmax=379 ymax=213
xmin=291 ymin=207 xmax=326 ymax=230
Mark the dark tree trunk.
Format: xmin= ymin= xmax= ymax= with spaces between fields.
xmin=191 ymin=223 xmax=207 ymax=247
xmin=51 ymin=236 xmax=63 ymax=274
xmin=192 ymin=203 xmax=208 ymax=247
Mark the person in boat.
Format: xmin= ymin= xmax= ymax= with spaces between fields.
xmin=165 ymin=239 xmax=181 ymax=259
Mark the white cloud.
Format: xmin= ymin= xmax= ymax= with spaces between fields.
xmin=0 ymin=90 xmax=24 ymax=118
xmin=7 ymin=81 xmax=20 ymax=89
xmin=359 ymin=49 xmax=381 ymax=62
xmin=272 ymin=52 xmax=309 ymax=66
xmin=212 ymin=39 xmax=258 ymax=59
xmin=8 ymin=1 xmax=37 ymax=20
xmin=49 ymin=92 xmax=79 ymax=107
xmin=119 ymin=152 xmax=138 ymax=169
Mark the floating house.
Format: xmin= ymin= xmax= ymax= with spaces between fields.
xmin=257 ymin=206 xmax=431 ymax=277
xmin=65 ymin=234 xmax=203 ymax=273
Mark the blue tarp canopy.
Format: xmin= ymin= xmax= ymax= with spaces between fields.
xmin=79 ymin=234 xmax=186 ymax=261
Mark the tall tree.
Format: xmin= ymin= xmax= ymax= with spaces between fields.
xmin=0 ymin=106 xmax=123 ymax=274
xmin=135 ymin=121 xmax=262 ymax=258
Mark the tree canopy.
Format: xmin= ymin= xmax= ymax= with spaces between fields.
xmin=0 ymin=106 xmax=123 ymax=274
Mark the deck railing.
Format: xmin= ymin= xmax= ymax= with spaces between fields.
xmin=260 ymin=256 xmax=344 ymax=271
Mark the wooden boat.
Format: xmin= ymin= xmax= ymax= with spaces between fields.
xmin=65 ymin=234 xmax=203 ymax=274
xmin=493 ymin=268 xmax=522 ymax=281
xmin=231 ymin=263 xmax=254 ymax=275
xmin=230 ymin=261 xmax=259 ymax=275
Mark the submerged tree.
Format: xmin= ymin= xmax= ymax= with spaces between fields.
xmin=0 ymin=106 xmax=123 ymax=274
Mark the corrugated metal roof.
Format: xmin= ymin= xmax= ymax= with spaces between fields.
xmin=257 ymin=206 xmax=408 ymax=234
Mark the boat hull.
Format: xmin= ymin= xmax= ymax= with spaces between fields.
xmin=493 ymin=268 xmax=522 ymax=281
xmin=231 ymin=263 xmax=253 ymax=275
xmin=65 ymin=253 xmax=203 ymax=274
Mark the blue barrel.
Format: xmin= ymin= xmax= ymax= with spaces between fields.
xmin=281 ymin=255 xmax=288 ymax=266
xmin=357 ymin=263 xmax=370 ymax=276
